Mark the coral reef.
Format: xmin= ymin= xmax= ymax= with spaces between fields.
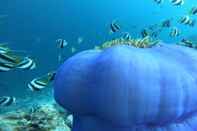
xmin=0 ymin=103 xmax=72 ymax=131
xmin=94 ymin=36 xmax=160 ymax=50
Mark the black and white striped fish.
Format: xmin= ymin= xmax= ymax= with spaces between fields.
xmin=110 ymin=21 xmax=121 ymax=33
xmin=180 ymin=39 xmax=193 ymax=47
xmin=161 ymin=19 xmax=171 ymax=28
xmin=179 ymin=15 xmax=196 ymax=27
xmin=141 ymin=29 xmax=149 ymax=38
xmin=16 ymin=57 xmax=36 ymax=70
xmin=0 ymin=53 xmax=21 ymax=64
xmin=56 ymin=39 xmax=68 ymax=49
xmin=28 ymin=71 xmax=56 ymax=91
xmin=189 ymin=7 xmax=197 ymax=15
xmin=28 ymin=78 xmax=48 ymax=91
xmin=170 ymin=0 xmax=184 ymax=6
xmin=170 ymin=27 xmax=180 ymax=37
xmin=0 ymin=44 xmax=9 ymax=54
xmin=154 ymin=0 xmax=163 ymax=4
xmin=0 ymin=96 xmax=16 ymax=106
xmin=178 ymin=39 xmax=197 ymax=48
xmin=0 ymin=62 xmax=15 ymax=72
xmin=122 ymin=32 xmax=132 ymax=40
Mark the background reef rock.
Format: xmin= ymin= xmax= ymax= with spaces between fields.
xmin=0 ymin=102 xmax=72 ymax=131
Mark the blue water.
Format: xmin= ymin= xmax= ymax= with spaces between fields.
xmin=1 ymin=0 xmax=197 ymax=110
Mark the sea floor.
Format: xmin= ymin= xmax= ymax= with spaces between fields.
xmin=0 ymin=88 xmax=72 ymax=131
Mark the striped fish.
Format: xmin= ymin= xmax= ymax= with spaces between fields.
xmin=178 ymin=39 xmax=197 ymax=48
xmin=0 ymin=96 xmax=16 ymax=106
xmin=28 ymin=78 xmax=48 ymax=91
xmin=141 ymin=29 xmax=149 ymax=38
xmin=56 ymin=39 xmax=68 ymax=49
xmin=189 ymin=7 xmax=197 ymax=15
xmin=0 ymin=53 xmax=21 ymax=64
xmin=171 ymin=0 xmax=184 ymax=6
xmin=122 ymin=32 xmax=132 ymax=40
xmin=170 ymin=27 xmax=180 ymax=37
xmin=16 ymin=57 xmax=36 ymax=70
xmin=179 ymin=15 xmax=196 ymax=27
xmin=0 ymin=44 xmax=9 ymax=54
xmin=110 ymin=21 xmax=121 ymax=33
xmin=0 ymin=62 xmax=15 ymax=72
xmin=28 ymin=71 xmax=56 ymax=91
xmin=154 ymin=0 xmax=163 ymax=4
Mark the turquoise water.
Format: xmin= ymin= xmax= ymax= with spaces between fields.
xmin=1 ymin=0 xmax=197 ymax=116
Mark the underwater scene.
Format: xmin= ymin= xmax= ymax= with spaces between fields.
xmin=1 ymin=0 xmax=197 ymax=130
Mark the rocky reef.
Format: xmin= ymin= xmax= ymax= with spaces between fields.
xmin=0 ymin=102 xmax=73 ymax=131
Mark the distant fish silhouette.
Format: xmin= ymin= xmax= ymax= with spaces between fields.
xmin=0 ymin=96 xmax=16 ymax=106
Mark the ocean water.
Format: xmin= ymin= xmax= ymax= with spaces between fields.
xmin=1 ymin=0 xmax=197 ymax=130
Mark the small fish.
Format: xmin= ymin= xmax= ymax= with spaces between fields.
xmin=170 ymin=27 xmax=180 ymax=37
xmin=56 ymin=39 xmax=68 ymax=49
xmin=189 ymin=6 xmax=197 ymax=15
xmin=16 ymin=57 xmax=36 ymax=70
xmin=161 ymin=19 xmax=171 ymax=28
xmin=0 ymin=96 xmax=16 ymax=106
xmin=151 ymin=31 xmax=159 ymax=38
xmin=0 ymin=52 xmax=21 ymax=64
xmin=122 ymin=32 xmax=131 ymax=40
xmin=178 ymin=38 xmax=197 ymax=48
xmin=28 ymin=78 xmax=48 ymax=91
xmin=179 ymin=15 xmax=195 ymax=27
xmin=110 ymin=21 xmax=121 ymax=33
xmin=77 ymin=37 xmax=83 ymax=44
xmin=170 ymin=0 xmax=184 ymax=6
xmin=47 ymin=71 xmax=56 ymax=81
xmin=28 ymin=71 xmax=55 ymax=91
xmin=0 ymin=43 xmax=9 ymax=54
xmin=179 ymin=38 xmax=193 ymax=47
xmin=141 ymin=29 xmax=149 ymax=38
xmin=0 ymin=62 xmax=15 ymax=72
xmin=154 ymin=0 xmax=163 ymax=4
xmin=71 ymin=47 xmax=76 ymax=53
xmin=58 ymin=54 xmax=63 ymax=63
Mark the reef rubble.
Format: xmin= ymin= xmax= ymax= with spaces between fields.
xmin=0 ymin=102 xmax=72 ymax=131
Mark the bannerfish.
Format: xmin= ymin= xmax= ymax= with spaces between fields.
xmin=0 ymin=62 xmax=15 ymax=72
xmin=179 ymin=15 xmax=196 ymax=27
xmin=16 ymin=57 xmax=36 ymax=70
xmin=77 ymin=37 xmax=84 ymax=44
xmin=110 ymin=21 xmax=121 ymax=33
xmin=189 ymin=6 xmax=197 ymax=15
xmin=170 ymin=0 xmax=184 ymax=6
xmin=28 ymin=71 xmax=55 ymax=91
xmin=161 ymin=19 xmax=171 ymax=28
xmin=0 ymin=96 xmax=16 ymax=106
xmin=179 ymin=39 xmax=194 ymax=47
xmin=0 ymin=53 xmax=21 ymax=64
xmin=141 ymin=29 xmax=149 ymax=38
xmin=28 ymin=78 xmax=48 ymax=91
xmin=0 ymin=44 xmax=9 ymax=54
xmin=56 ymin=39 xmax=68 ymax=49
xmin=122 ymin=32 xmax=132 ymax=40
xmin=154 ymin=0 xmax=163 ymax=4
xmin=170 ymin=27 xmax=180 ymax=37
xmin=47 ymin=71 xmax=56 ymax=81
xmin=178 ymin=39 xmax=197 ymax=48
xmin=71 ymin=47 xmax=76 ymax=53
